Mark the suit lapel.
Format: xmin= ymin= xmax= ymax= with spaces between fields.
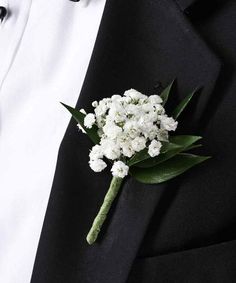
xmin=175 ymin=0 xmax=198 ymax=11
xmin=31 ymin=0 xmax=221 ymax=282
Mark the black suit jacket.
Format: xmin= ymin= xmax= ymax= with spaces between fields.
xmin=31 ymin=0 xmax=236 ymax=282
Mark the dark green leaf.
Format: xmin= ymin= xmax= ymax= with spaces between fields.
xmin=61 ymin=103 xmax=100 ymax=144
xmin=130 ymin=153 xmax=210 ymax=184
xmin=135 ymin=148 xmax=182 ymax=168
xmin=161 ymin=141 xmax=182 ymax=153
xmin=127 ymin=148 xmax=149 ymax=167
xmin=184 ymin=144 xmax=202 ymax=151
xmin=160 ymin=80 xmax=174 ymax=106
xmin=127 ymin=142 xmax=181 ymax=167
xmin=134 ymin=135 xmax=202 ymax=168
xmin=169 ymin=135 xmax=202 ymax=148
xmin=172 ymin=89 xmax=197 ymax=120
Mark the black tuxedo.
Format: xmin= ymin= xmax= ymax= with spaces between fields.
xmin=31 ymin=0 xmax=236 ymax=282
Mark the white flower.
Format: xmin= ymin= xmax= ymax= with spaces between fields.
xmin=131 ymin=136 xmax=146 ymax=152
xmin=111 ymin=161 xmax=129 ymax=178
xmin=108 ymin=103 xmax=126 ymax=123
xmin=89 ymin=145 xmax=103 ymax=160
xmin=94 ymin=100 xmax=109 ymax=117
xmin=111 ymin=94 xmax=122 ymax=101
xmin=121 ymin=142 xmax=135 ymax=158
xmin=96 ymin=116 xmax=105 ymax=128
xmin=103 ymin=120 xmax=122 ymax=139
xmin=89 ymin=159 xmax=107 ymax=172
xmin=143 ymin=125 xmax=159 ymax=140
xmin=142 ymin=103 xmax=154 ymax=113
xmin=92 ymin=101 xmax=98 ymax=107
xmin=148 ymin=140 xmax=162 ymax=157
xmin=103 ymin=142 xmax=121 ymax=160
xmin=124 ymin=89 xmax=146 ymax=101
xmin=69 ymin=87 xmax=183 ymax=244
xmin=126 ymin=103 xmax=141 ymax=116
xmin=105 ymin=147 xmax=121 ymax=160
xmin=159 ymin=115 xmax=178 ymax=131
xmin=80 ymin=108 xmax=87 ymax=115
xmin=154 ymin=104 xmax=165 ymax=114
xmin=124 ymin=96 xmax=132 ymax=104
xmin=84 ymin=113 xmax=96 ymax=129
xmin=148 ymin=95 xmax=163 ymax=105
xmin=79 ymin=88 xmax=178 ymax=175
xmin=138 ymin=115 xmax=156 ymax=133
xmin=123 ymin=120 xmax=140 ymax=139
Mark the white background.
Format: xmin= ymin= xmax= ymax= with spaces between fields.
xmin=0 ymin=0 xmax=106 ymax=281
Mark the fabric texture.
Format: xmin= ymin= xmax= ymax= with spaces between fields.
xmin=175 ymin=0 xmax=198 ymax=11
xmin=128 ymin=239 xmax=236 ymax=282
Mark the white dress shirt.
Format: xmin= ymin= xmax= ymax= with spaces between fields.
xmin=0 ymin=0 xmax=106 ymax=282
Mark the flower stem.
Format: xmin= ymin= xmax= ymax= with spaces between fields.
xmin=86 ymin=176 xmax=123 ymax=245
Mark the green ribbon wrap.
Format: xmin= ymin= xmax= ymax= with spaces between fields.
xmin=86 ymin=176 xmax=123 ymax=245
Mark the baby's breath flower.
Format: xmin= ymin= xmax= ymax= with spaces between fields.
xmin=111 ymin=161 xmax=129 ymax=178
xmin=111 ymin=94 xmax=122 ymax=101
xmin=89 ymin=159 xmax=107 ymax=172
xmin=121 ymin=142 xmax=135 ymax=158
xmin=89 ymin=145 xmax=103 ymax=160
xmin=85 ymin=88 xmax=177 ymax=175
xmin=103 ymin=120 xmax=122 ymax=139
xmin=101 ymin=139 xmax=121 ymax=160
xmin=124 ymin=89 xmax=146 ymax=101
xmin=92 ymin=101 xmax=98 ymax=107
xmin=84 ymin=113 xmax=96 ymax=129
xmin=148 ymin=94 xmax=163 ymax=104
xmin=80 ymin=108 xmax=87 ymax=115
xmin=148 ymin=140 xmax=162 ymax=157
xmin=159 ymin=115 xmax=178 ymax=131
xmin=131 ymin=136 xmax=146 ymax=152
xmin=83 ymin=88 xmax=180 ymax=245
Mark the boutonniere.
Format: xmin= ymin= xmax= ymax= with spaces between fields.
xmin=62 ymin=82 xmax=209 ymax=245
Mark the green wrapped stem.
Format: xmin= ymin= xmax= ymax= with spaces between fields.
xmin=86 ymin=176 xmax=123 ymax=245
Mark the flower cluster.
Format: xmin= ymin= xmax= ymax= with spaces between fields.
xmin=79 ymin=89 xmax=178 ymax=178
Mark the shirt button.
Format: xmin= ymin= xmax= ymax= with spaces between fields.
xmin=0 ymin=0 xmax=8 ymax=23
xmin=0 ymin=6 xmax=7 ymax=22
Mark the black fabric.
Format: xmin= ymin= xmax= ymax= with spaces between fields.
xmin=175 ymin=0 xmax=198 ymax=11
xmin=175 ymin=0 xmax=226 ymax=14
xmin=128 ymin=239 xmax=236 ymax=282
xmin=31 ymin=0 xmax=236 ymax=282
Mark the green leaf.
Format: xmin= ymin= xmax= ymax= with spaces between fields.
xmin=169 ymin=135 xmax=202 ymax=148
xmin=172 ymin=89 xmax=197 ymax=120
xmin=127 ymin=148 xmax=150 ymax=167
xmin=160 ymin=80 xmax=174 ymax=106
xmin=134 ymin=135 xmax=202 ymax=168
xmin=130 ymin=153 xmax=210 ymax=184
xmin=135 ymin=147 xmax=183 ymax=168
xmin=161 ymin=141 xmax=182 ymax=153
xmin=184 ymin=144 xmax=202 ymax=151
xmin=61 ymin=103 xmax=100 ymax=144
xmin=127 ymin=142 xmax=181 ymax=167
